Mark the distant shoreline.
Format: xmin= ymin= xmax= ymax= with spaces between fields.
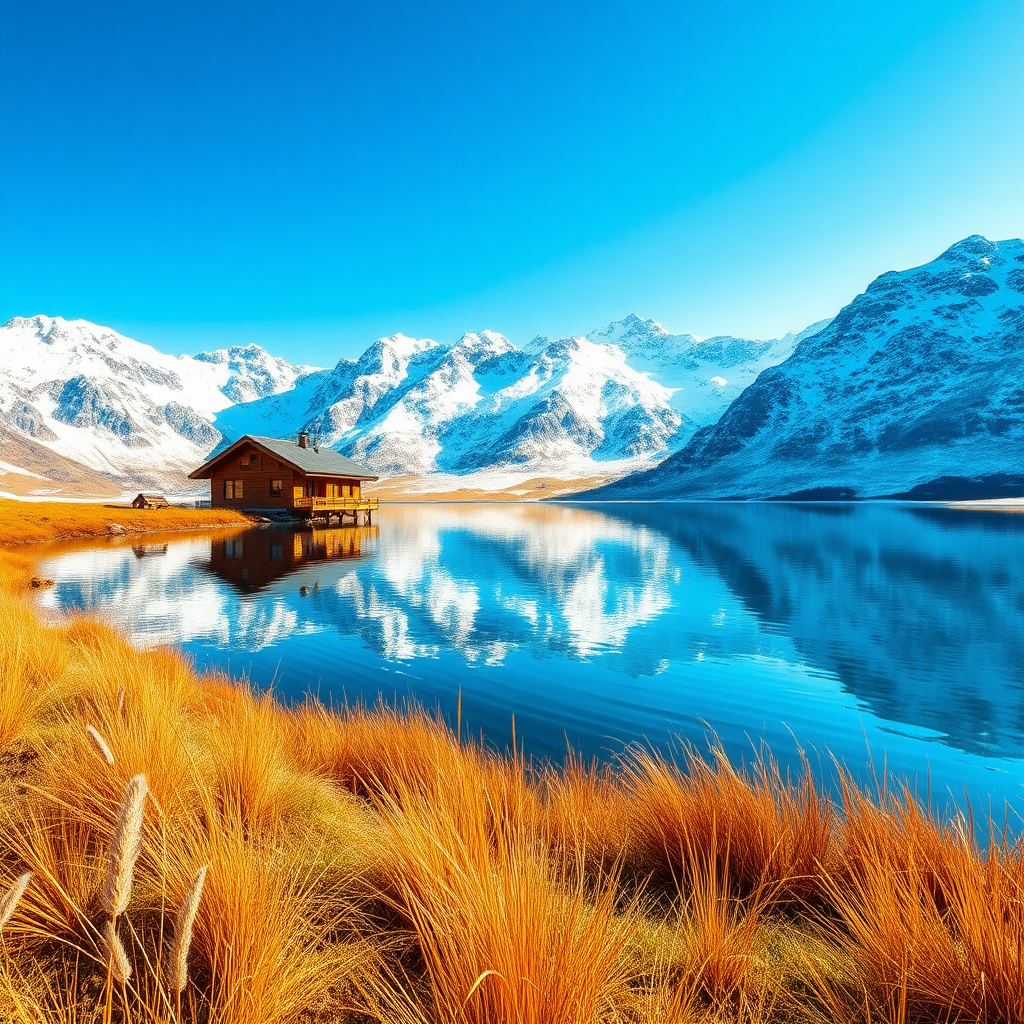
xmin=945 ymin=497 xmax=1024 ymax=513
xmin=4 ymin=490 xmax=1024 ymax=509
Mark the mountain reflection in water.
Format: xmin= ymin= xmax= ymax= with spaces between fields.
xmin=37 ymin=503 xmax=1024 ymax=812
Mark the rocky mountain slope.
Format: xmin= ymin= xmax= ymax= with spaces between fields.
xmin=0 ymin=315 xmax=312 ymax=494
xmin=582 ymin=236 xmax=1024 ymax=501
xmin=213 ymin=317 xmax=822 ymax=486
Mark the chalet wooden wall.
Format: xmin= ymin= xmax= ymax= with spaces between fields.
xmin=210 ymin=442 xmax=295 ymax=509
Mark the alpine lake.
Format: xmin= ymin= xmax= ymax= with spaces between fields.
xmin=34 ymin=501 xmax=1024 ymax=821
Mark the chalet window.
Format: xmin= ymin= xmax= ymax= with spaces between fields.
xmin=239 ymin=454 xmax=256 ymax=468
xmin=234 ymin=479 xmax=243 ymax=499
xmin=224 ymin=539 xmax=243 ymax=559
xmin=223 ymin=480 xmax=233 ymax=500
xmin=271 ymin=479 xmax=283 ymax=496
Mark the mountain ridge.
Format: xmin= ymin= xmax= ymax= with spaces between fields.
xmin=1 ymin=311 xmax=805 ymax=495
xmin=0 ymin=314 xmax=314 ymax=493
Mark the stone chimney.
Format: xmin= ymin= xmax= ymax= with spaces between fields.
xmin=297 ymin=431 xmax=309 ymax=449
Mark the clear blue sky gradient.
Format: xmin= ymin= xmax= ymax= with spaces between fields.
xmin=1 ymin=0 xmax=1022 ymax=363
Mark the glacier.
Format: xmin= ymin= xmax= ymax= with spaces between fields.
xmin=0 ymin=312 xmax=809 ymax=495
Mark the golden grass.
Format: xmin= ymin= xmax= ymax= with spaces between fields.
xmin=620 ymin=745 xmax=838 ymax=907
xmin=1 ymin=502 xmax=1022 ymax=1022
xmin=0 ymin=498 xmax=249 ymax=547
xmin=362 ymin=751 xmax=639 ymax=1024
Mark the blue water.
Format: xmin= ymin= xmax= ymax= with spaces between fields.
xmin=36 ymin=502 xmax=1024 ymax=818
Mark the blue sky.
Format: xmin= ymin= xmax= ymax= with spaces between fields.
xmin=1 ymin=0 xmax=1021 ymax=364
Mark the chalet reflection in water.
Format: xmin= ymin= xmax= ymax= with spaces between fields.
xmin=206 ymin=525 xmax=379 ymax=592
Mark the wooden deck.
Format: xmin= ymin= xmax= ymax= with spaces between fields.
xmin=291 ymin=496 xmax=379 ymax=521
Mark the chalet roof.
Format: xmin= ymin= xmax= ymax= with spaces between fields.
xmin=188 ymin=435 xmax=379 ymax=481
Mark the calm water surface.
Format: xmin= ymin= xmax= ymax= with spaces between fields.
xmin=36 ymin=503 xmax=1024 ymax=815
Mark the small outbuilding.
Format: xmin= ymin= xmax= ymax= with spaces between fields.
xmin=131 ymin=493 xmax=170 ymax=509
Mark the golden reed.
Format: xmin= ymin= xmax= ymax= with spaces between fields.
xmin=168 ymin=864 xmax=207 ymax=995
xmin=100 ymin=774 xmax=148 ymax=919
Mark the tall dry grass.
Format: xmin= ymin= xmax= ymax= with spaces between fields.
xmin=809 ymin=778 xmax=1024 ymax=1023
xmin=621 ymin=745 xmax=838 ymax=907
xmin=1 ymin=502 xmax=1023 ymax=1022
xmin=0 ymin=498 xmax=249 ymax=547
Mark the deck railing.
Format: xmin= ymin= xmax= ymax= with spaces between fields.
xmin=291 ymin=496 xmax=379 ymax=512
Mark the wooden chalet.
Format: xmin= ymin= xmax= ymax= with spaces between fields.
xmin=188 ymin=433 xmax=379 ymax=521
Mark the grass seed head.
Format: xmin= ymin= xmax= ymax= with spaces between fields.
xmin=103 ymin=916 xmax=132 ymax=985
xmin=86 ymin=724 xmax=115 ymax=765
xmin=100 ymin=773 xmax=148 ymax=918
xmin=0 ymin=872 xmax=32 ymax=931
xmin=168 ymin=864 xmax=207 ymax=993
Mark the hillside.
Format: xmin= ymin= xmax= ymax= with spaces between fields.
xmin=4 ymin=235 xmax=1019 ymax=502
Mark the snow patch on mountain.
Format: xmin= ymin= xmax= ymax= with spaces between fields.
xmin=591 ymin=312 xmax=831 ymax=432
xmin=0 ymin=302 xmax=846 ymax=495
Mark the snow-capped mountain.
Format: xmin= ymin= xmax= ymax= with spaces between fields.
xmin=0 ymin=311 xmax=807 ymax=495
xmin=590 ymin=314 xmax=830 ymax=432
xmin=0 ymin=315 xmax=313 ymax=493
xmin=583 ymin=236 xmax=1024 ymax=501
xmin=213 ymin=316 xmax=814 ymax=484
xmin=6 ymin=234 xmax=1017 ymax=500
